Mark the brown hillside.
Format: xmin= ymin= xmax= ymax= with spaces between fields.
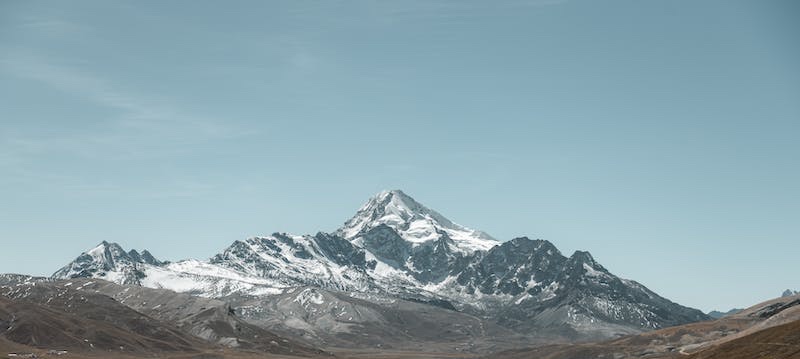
xmin=686 ymin=318 xmax=800 ymax=359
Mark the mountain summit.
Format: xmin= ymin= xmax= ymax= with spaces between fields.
xmin=52 ymin=189 xmax=708 ymax=340
xmin=339 ymin=189 xmax=497 ymax=252
xmin=53 ymin=241 xmax=165 ymax=285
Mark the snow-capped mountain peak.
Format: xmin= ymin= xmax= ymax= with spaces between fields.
xmin=52 ymin=241 xmax=166 ymax=285
xmin=87 ymin=241 xmax=127 ymax=267
xmin=76 ymin=241 xmax=144 ymax=271
xmin=339 ymin=190 xmax=497 ymax=252
xmin=50 ymin=191 xmax=710 ymax=339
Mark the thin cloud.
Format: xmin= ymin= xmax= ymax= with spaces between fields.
xmin=0 ymin=52 xmax=255 ymax=161
xmin=0 ymin=51 xmax=257 ymax=200
xmin=0 ymin=164 xmax=220 ymax=200
xmin=2 ymin=54 xmax=245 ymax=138
xmin=17 ymin=17 xmax=88 ymax=36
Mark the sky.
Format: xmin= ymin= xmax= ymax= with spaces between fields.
xmin=1 ymin=0 xmax=798 ymax=312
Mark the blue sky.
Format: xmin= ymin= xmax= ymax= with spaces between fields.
xmin=1 ymin=0 xmax=798 ymax=312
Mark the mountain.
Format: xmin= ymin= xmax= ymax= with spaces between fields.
xmin=455 ymin=239 xmax=707 ymax=339
xmin=0 ymin=276 xmax=326 ymax=358
xmin=708 ymin=308 xmax=743 ymax=319
xmin=52 ymin=241 xmax=165 ymax=285
xmin=227 ymin=286 xmax=533 ymax=351
xmin=782 ymin=289 xmax=798 ymax=297
xmin=339 ymin=189 xmax=497 ymax=252
xmin=0 ymin=278 xmax=206 ymax=354
xmin=53 ymin=240 xmax=291 ymax=298
xmin=52 ymin=189 xmax=708 ymax=342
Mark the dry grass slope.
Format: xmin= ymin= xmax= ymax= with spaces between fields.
xmin=686 ymin=319 xmax=800 ymax=359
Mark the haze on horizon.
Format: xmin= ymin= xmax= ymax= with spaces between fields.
xmin=1 ymin=0 xmax=798 ymax=313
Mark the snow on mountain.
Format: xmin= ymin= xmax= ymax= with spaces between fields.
xmin=339 ymin=190 xmax=497 ymax=253
xmin=139 ymin=261 xmax=287 ymax=297
xmin=51 ymin=189 xmax=709 ymax=338
xmin=209 ymin=233 xmax=377 ymax=292
xmin=52 ymin=241 xmax=160 ymax=285
xmin=53 ymin=241 xmax=287 ymax=297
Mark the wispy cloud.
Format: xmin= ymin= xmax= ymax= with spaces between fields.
xmin=0 ymin=164 xmax=224 ymax=200
xmin=4 ymin=53 xmax=246 ymax=137
xmin=16 ymin=17 xmax=88 ymax=36
xmin=0 ymin=51 xmax=254 ymax=158
xmin=0 ymin=50 xmax=256 ymax=198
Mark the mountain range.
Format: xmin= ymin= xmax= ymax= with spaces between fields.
xmin=52 ymin=190 xmax=708 ymax=345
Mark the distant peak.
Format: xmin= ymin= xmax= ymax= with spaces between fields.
xmin=94 ymin=240 xmax=127 ymax=250
xmin=568 ymin=250 xmax=596 ymax=265
xmin=376 ymin=189 xmax=407 ymax=197
xmin=509 ymin=237 xmax=554 ymax=246
xmin=361 ymin=189 xmax=421 ymax=213
xmin=352 ymin=190 xmax=429 ymax=222
xmin=139 ymin=250 xmax=164 ymax=266
xmin=89 ymin=241 xmax=124 ymax=253
xmin=507 ymin=237 xmax=561 ymax=255
xmin=81 ymin=242 xmax=162 ymax=267
xmin=339 ymin=189 xmax=497 ymax=252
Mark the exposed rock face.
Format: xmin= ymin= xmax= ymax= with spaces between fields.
xmin=52 ymin=189 xmax=709 ymax=340
xmin=53 ymin=241 xmax=166 ymax=285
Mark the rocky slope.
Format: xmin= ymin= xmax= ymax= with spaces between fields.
xmin=685 ymin=318 xmax=800 ymax=359
xmin=0 ymin=275 xmax=325 ymax=357
xmin=488 ymin=292 xmax=800 ymax=359
xmin=52 ymin=189 xmax=708 ymax=340
xmin=0 ymin=278 xmax=205 ymax=354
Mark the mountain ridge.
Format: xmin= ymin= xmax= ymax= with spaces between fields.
xmin=340 ymin=189 xmax=498 ymax=252
xmin=52 ymin=189 xmax=708 ymax=341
